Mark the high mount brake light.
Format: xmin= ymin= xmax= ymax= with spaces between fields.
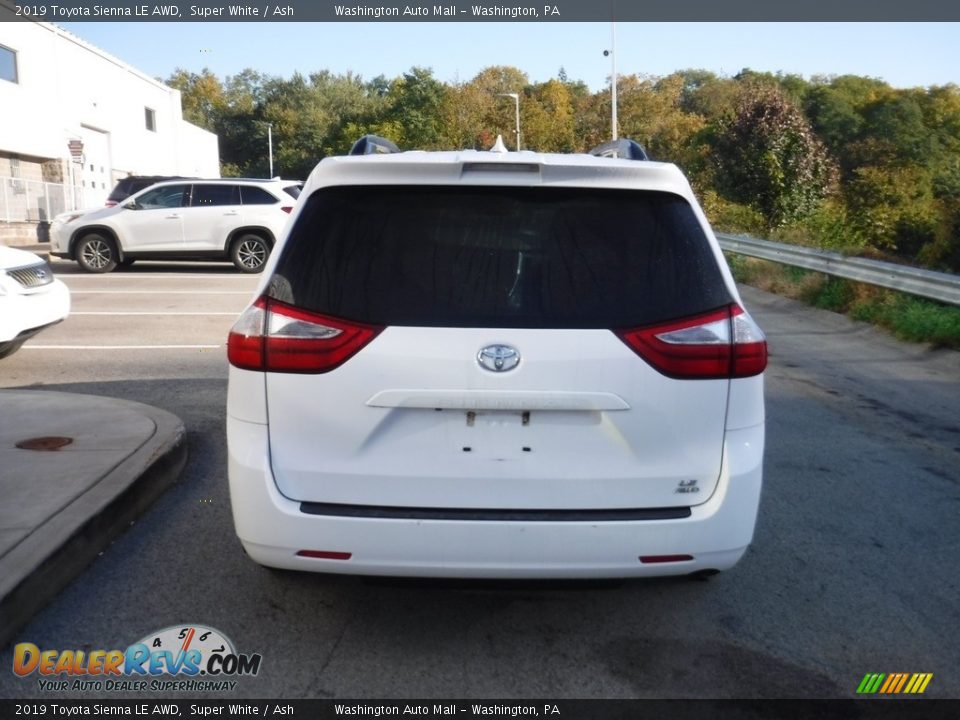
xmin=227 ymin=296 xmax=384 ymax=373
xmin=616 ymin=304 xmax=767 ymax=379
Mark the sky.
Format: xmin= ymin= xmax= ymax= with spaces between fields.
xmin=57 ymin=22 xmax=960 ymax=92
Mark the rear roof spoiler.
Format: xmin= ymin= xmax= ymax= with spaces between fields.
xmin=349 ymin=135 xmax=401 ymax=156
xmin=348 ymin=135 xmax=647 ymax=160
xmin=588 ymin=139 xmax=649 ymax=161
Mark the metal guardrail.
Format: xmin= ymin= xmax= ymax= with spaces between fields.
xmin=716 ymin=233 xmax=960 ymax=307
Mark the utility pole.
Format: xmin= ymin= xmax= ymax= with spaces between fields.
xmin=267 ymin=123 xmax=274 ymax=178
xmin=603 ymin=22 xmax=619 ymax=142
xmin=611 ymin=21 xmax=618 ymax=141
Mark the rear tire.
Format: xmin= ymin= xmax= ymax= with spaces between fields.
xmin=230 ymin=234 xmax=270 ymax=273
xmin=76 ymin=233 xmax=118 ymax=273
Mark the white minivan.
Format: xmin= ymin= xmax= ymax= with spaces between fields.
xmin=226 ymin=140 xmax=767 ymax=578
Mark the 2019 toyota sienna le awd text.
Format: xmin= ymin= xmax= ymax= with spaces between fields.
xmin=226 ymin=140 xmax=767 ymax=579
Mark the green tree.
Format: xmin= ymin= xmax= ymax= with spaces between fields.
xmin=615 ymin=74 xmax=705 ymax=166
xmin=387 ymin=67 xmax=448 ymax=149
xmin=711 ymin=85 xmax=836 ymax=229
xmin=167 ymin=68 xmax=223 ymax=130
xmin=522 ymin=79 xmax=577 ymax=152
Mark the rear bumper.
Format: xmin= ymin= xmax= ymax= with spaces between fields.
xmin=227 ymin=417 xmax=763 ymax=579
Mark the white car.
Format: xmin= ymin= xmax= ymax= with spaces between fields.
xmin=0 ymin=246 xmax=70 ymax=358
xmin=50 ymin=178 xmax=300 ymax=273
xmin=226 ymin=138 xmax=767 ymax=579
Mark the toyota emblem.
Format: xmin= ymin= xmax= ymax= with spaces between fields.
xmin=477 ymin=344 xmax=520 ymax=373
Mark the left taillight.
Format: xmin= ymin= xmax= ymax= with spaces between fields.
xmin=615 ymin=304 xmax=767 ymax=379
xmin=227 ymin=296 xmax=383 ymax=373
xmin=280 ymin=206 xmax=293 ymax=214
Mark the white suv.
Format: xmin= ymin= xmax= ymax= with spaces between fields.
xmin=50 ymin=179 xmax=300 ymax=273
xmin=226 ymin=140 xmax=767 ymax=579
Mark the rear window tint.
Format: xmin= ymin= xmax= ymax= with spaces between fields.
xmin=283 ymin=184 xmax=302 ymax=199
xmin=268 ymin=186 xmax=731 ymax=329
xmin=241 ymin=186 xmax=279 ymax=205
xmin=192 ymin=184 xmax=240 ymax=206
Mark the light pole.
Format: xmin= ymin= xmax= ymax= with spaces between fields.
xmin=257 ymin=121 xmax=275 ymax=178
xmin=267 ymin=122 xmax=274 ymax=178
xmin=498 ymin=92 xmax=520 ymax=151
xmin=604 ymin=22 xmax=618 ymax=142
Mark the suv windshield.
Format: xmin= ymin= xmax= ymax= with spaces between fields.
xmin=269 ymin=185 xmax=731 ymax=328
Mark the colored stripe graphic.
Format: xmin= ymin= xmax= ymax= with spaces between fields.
xmin=904 ymin=674 xmax=921 ymax=694
xmin=857 ymin=672 xmax=932 ymax=694
xmin=861 ymin=673 xmax=886 ymax=695
xmin=879 ymin=674 xmax=897 ymax=694
xmin=893 ymin=673 xmax=909 ymax=693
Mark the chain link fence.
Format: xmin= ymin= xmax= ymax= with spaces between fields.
xmin=0 ymin=176 xmax=82 ymax=224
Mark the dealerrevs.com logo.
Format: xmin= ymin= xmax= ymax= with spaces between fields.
xmin=12 ymin=624 xmax=262 ymax=693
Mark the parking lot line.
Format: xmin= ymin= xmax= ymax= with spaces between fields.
xmin=22 ymin=345 xmax=223 ymax=350
xmin=68 ymin=290 xmax=252 ymax=295
xmin=71 ymin=312 xmax=239 ymax=316
xmin=58 ymin=274 xmax=256 ymax=280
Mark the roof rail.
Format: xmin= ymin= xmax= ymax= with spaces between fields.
xmin=588 ymin=138 xmax=649 ymax=161
xmin=349 ymin=135 xmax=401 ymax=156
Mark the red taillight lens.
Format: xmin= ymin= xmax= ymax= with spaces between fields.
xmin=227 ymin=296 xmax=383 ymax=373
xmin=616 ymin=304 xmax=767 ymax=379
xmin=280 ymin=206 xmax=293 ymax=214
xmin=105 ymin=201 xmax=117 ymax=207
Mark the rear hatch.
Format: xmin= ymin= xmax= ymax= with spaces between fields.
xmin=256 ymin=184 xmax=736 ymax=510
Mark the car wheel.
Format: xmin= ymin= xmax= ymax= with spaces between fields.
xmin=76 ymin=233 xmax=118 ymax=273
xmin=231 ymin=234 xmax=270 ymax=273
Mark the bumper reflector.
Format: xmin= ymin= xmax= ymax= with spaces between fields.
xmin=297 ymin=550 xmax=352 ymax=560
xmin=639 ymin=554 xmax=694 ymax=564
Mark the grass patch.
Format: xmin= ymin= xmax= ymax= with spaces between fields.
xmin=725 ymin=255 xmax=960 ymax=350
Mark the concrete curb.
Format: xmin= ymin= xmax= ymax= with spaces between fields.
xmin=0 ymin=393 xmax=187 ymax=648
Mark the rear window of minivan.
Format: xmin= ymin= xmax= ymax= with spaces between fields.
xmin=268 ymin=186 xmax=732 ymax=328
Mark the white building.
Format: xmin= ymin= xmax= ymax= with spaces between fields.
xmin=0 ymin=22 xmax=219 ymax=246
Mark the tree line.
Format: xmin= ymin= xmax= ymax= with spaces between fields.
xmin=167 ymin=65 xmax=960 ymax=272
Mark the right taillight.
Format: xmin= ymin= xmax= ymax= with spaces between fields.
xmin=227 ymin=296 xmax=383 ymax=373
xmin=616 ymin=304 xmax=767 ymax=379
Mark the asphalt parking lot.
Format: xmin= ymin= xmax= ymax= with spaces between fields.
xmin=23 ymin=260 xmax=257 ymax=352
xmin=1 ymin=257 xmax=958 ymax=699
